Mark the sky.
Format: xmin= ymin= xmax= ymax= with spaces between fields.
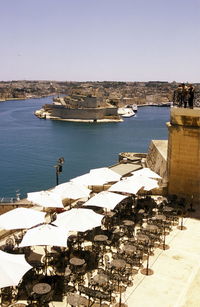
xmin=0 ymin=0 xmax=200 ymax=83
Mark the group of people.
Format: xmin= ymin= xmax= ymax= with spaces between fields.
xmin=173 ymin=83 xmax=195 ymax=108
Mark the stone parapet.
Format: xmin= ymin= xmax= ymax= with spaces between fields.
xmin=170 ymin=107 xmax=200 ymax=127
xmin=167 ymin=108 xmax=200 ymax=202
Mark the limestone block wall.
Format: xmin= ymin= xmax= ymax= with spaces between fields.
xmin=44 ymin=105 xmax=118 ymax=120
xmin=146 ymin=140 xmax=168 ymax=182
xmin=167 ymin=108 xmax=200 ymax=202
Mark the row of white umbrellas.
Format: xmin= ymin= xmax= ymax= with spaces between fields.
xmin=0 ymin=167 xmax=161 ymax=289
xmin=0 ymin=207 xmax=105 ymax=289
xmin=70 ymin=167 xmax=121 ymax=186
xmin=26 ymin=167 xmax=160 ymax=209
xmin=0 ymin=166 xmax=161 ymax=249
xmin=27 ymin=181 xmax=91 ymax=209
xmin=26 ymin=167 xmax=122 ymax=209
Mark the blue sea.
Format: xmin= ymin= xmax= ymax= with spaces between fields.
xmin=0 ymin=97 xmax=170 ymax=198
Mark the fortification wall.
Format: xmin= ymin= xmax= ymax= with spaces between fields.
xmin=64 ymin=96 xmax=101 ymax=108
xmin=44 ymin=104 xmax=118 ymax=120
xmin=167 ymin=108 xmax=200 ymax=202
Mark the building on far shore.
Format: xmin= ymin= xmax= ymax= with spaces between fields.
xmin=35 ymin=94 xmax=122 ymax=123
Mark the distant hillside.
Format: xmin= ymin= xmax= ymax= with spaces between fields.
xmin=0 ymin=80 xmax=199 ymax=106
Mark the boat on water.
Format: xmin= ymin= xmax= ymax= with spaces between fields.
xmin=131 ymin=104 xmax=138 ymax=112
xmin=117 ymin=107 xmax=135 ymax=118
xmin=125 ymin=104 xmax=138 ymax=112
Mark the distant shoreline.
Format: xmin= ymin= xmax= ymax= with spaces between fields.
xmin=0 ymin=94 xmax=55 ymax=103
xmin=0 ymin=96 xmax=172 ymax=108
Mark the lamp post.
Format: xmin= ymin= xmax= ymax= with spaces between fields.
xmin=55 ymin=157 xmax=65 ymax=186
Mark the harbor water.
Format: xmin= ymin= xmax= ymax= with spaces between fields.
xmin=0 ymin=97 xmax=170 ymax=198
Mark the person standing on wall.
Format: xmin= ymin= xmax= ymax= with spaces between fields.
xmin=181 ymin=83 xmax=188 ymax=108
xmin=188 ymin=84 xmax=195 ymax=109
xmin=173 ymin=84 xmax=183 ymax=107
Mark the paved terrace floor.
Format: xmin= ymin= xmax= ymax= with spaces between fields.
xmin=43 ymin=206 xmax=200 ymax=307
xmin=4 ymin=201 xmax=200 ymax=307
xmin=123 ymin=207 xmax=200 ymax=307
xmin=17 ymin=206 xmax=199 ymax=307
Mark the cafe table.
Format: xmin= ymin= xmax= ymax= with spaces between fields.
xmin=111 ymin=259 xmax=126 ymax=270
xmin=93 ymin=273 xmax=109 ymax=287
xmin=32 ymin=282 xmax=51 ymax=295
xmin=93 ymin=234 xmax=108 ymax=243
xmin=122 ymin=244 xmax=137 ymax=255
xmin=67 ymin=292 xmax=89 ymax=306
xmin=70 ymin=257 xmax=85 ymax=266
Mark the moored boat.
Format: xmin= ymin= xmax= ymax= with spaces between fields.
xmin=125 ymin=104 xmax=138 ymax=112
xmin=131 ymin=104 xmax=138 ymax=112
xmin=118 ymin=107 xmax=135 ymax=118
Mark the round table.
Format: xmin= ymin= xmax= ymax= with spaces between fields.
xmin=153 ymin=214 xmax=166 ymax=221
xmin=128 ymin=237 xmax=135 ymax=243
xmin=136 ymin=234 xmax=149 ymax=243
xmin=111 ymin=259 xmax=126 ymax=270
xmin=93 ymin=273 xmax=109 ymax=286
xmin=122 ymin=220 xmax=134 ymax=226
xmin=67 ymin=293 xmax=88 ymax=306
xmin=93 ymin=234 xmax=108 ymax=242
xmin=69 ymin=257 xmax=85 ymax=266
xmin=122 ymin=244 xmax=137 ymax=255
xmin=145 ymin=224 xmax=160 ymax=233
xmin=32 ymin=282 xmax=51 ymax=295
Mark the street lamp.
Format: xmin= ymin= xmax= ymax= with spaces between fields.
xmin=54 ymin=157 xmax=65 ymax=186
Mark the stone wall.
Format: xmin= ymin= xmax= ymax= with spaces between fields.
xmin=167 ymin=108 xmax=200 ymax=202
xmin=64 ymin=96 xmax=101 ymax=108
xmin=44 ymin=104 xmax=119 ymax=120
xmin=146 ymin=140 xmax=168 ymax=183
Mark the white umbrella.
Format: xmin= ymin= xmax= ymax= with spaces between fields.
xmin=89 ymin=167 xmax=121 ymax=183
xmin=125 ymin=175 xmax=159 ymax=191
xmin=131 ymin=168 xmax=162 ymax=179
xmin=54 ymin=208 xmax=103 ymax=232
xmin=108 ymin=178 xmax=143 ymax=195
xmin=83 ymin=191 xmax=127 ymax=210
xmin=142 ymin=178 xmax=159 ymax=191
xmin=52 ymin=181 xmax=91 ymax=200
xmin=0 ymin=250 xmax=32 ymax=288
xmin=70 ymin=173 xmax=106 ymax=186
xmin=19 ymin=224 xmax=68 ymax=248
xmin=27 ymin=190 xmax=64 ymax=208
xmin=0 ymin=208 xmax=46 ymax=230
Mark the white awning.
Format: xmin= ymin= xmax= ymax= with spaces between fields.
xmin=19 ymin=224 xmax=68 ymax=247
xmin=52 ymin=181 xmax=91 ymax=200
xmin=54 ymin=208 xmax=103 ymax=232
xmin=83 ymin=191 xmax=127 ymax=210
xmin=131 ymin=167 xmax=162 ymax=179
xmin=0 ymin=208 xmax=46 ymax=230
xmin=27 ymin=190 xmax=64 ymax=208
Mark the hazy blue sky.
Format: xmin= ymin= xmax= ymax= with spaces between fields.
xmin=1 ymin=0 xmax=199 ymax=82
